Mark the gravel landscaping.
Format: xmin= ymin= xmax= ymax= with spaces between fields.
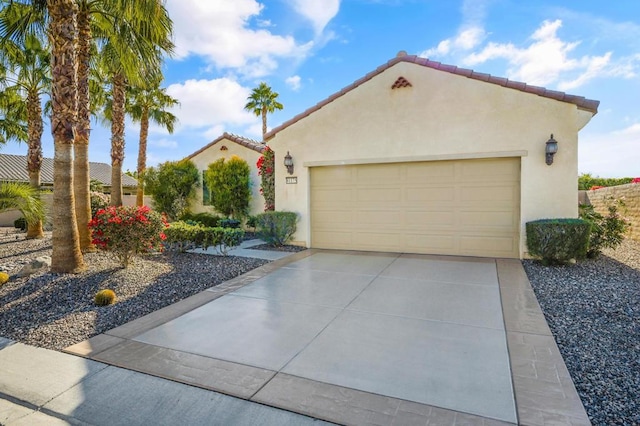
xmin=0 ymin=229 xmax=269 ymax=350
xmin=523 ymin=239 xmax=640 ymax=426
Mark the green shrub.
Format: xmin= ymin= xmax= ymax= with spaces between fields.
xmin=204 ymin=156 xmax=251 ymax=219
xmin=164 ymin=221 xmax=244 ymax=255
xmin=180 ymin=212 xmax=222 ymax=227
xmin=246 ymin=215 xmax=258 ymax=231
xmin=14 ymin=217 xmax=26 ymax=231
xmin=94 ymin=289 xmax=116 ymax=306
xmin=256 ymin=211 xmax=298 ymax=246
xmin=0 ymin=272 xmax=9 ymax=285
xmin=526 ymin=218 xmax=591 ymax=265
xmin=144 ymin=159 xmax=200 ymax=220
xmin=219 ymin=218 xmax=241 ymax=229
xmin=579 ymin=200 xmax=629 ymax=258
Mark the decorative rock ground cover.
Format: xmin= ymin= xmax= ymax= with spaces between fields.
xmin=0 ymin=230 xmax=268 ymax=350
xmin=523 ymin=239 xmax=640 ymax=426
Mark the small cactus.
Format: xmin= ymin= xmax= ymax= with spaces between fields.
xmin=0 ymin=272 xmax=9 ymax=285
xmin=94 ymin=289 xmax=116 ymax=306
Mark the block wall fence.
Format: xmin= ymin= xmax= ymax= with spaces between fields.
xmin=582 ymin=183 xmax=640 ymax=241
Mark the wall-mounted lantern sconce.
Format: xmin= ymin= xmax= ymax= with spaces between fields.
xmin=284 ymin=151 xmax=294 ymax=175
xmin=545 ymin=134 xmax=558 ymax=165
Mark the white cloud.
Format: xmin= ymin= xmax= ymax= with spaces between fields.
xmin=290 ymin=0 xmax=340 ymax=35
xmin=166 ymin=78 xmax=257 ymax=130
xmin=580 ymin=124 xmax=640 ymax=178
xmin=245 ymin=122 xmax=264 ymax=139
xmin=150 ymin=138 xmax=178 ymax=149
xmin=166 ymin=0 xmax=313 ymax=77
xmin=203 ymin=124 xmax=226 ymax=140
xmin=420 ymin=0 xmax=488 ymax=58
xmin=285 ymin=75 xmax=302 ymax=91
xmin=464 ymin=20 xmax=583 ymax=85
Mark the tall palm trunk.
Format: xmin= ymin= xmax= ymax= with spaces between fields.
xmin=110 ymin=71 xmax=126 ymax=206
xmin=48 ymin=0 xmax=85 ymax=273
xmin=74 ymin=7 xmax=94 ymax=251
xmin=261 ymin=107 xmax=267 ymax=139
xmin=26 ymin=91 xmax=44 ymax=239
xmin=136 ymin=107 xmax=149 ymax=206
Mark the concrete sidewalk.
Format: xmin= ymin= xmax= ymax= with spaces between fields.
xmin=0 ymin=337 xmax=331 ymax=426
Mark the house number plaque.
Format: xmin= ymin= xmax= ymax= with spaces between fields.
xmin=286 ymin=177 xmax=298 ymax=184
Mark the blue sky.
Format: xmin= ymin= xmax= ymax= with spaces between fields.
xmin=3 ymin=0 xmax=640 ymax=177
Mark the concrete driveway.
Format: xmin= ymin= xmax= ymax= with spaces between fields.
xmin=67 ymin=250 xmax=590 ymax=426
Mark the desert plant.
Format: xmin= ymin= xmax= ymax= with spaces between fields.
xmin=0 ymin=272 xmax=9 ymax=285
xmin=579 ymin=200 xmax=630 ymax=258
xmin=88 ymin=205 xmax=168 ymax=267
xmin=14 ymin=217 xmax=27 ymax=231
xmin=94 ymin=289 xmax=116 ymax=306
xmin=204 ymin=156 xmax=251 ymax=219
xmin=256 ymin=211 xmax=298 ymax=246
xmin=526 ymin=218 xmax=591 ymax=265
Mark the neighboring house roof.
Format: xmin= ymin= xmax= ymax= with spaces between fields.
xmin=0 ymin=153 xmax=138 ymax=187
xmin=265 ymin=52 xmax=600 ymax=140
xmin=186 ymin=132 xmax=266 ymax=160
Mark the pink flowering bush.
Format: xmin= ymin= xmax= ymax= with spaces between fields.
xmin=88 ymin=205 xmax=168 ymax=267
xmin=631 ymin=177 xmax=640 ymax=184
xmin=257 ymin=146 xmax=275 ymax=211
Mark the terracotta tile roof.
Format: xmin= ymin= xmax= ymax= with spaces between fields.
xmin=265 ymin=53 xmax=600 ymax=140
xmin=0 ymin=153 xmax=138 ymax=187
xmin=186 ymin=132 xmax=266 ymax=160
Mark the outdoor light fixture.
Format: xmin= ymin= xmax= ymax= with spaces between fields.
xmin=284 ymin=151 xmax=294 ymax=175
xmin=545 ymin=134 xmax=558 ymax=165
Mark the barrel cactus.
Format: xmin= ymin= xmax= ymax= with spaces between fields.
xmin=94 ymin=289 xmax=116 ymax=306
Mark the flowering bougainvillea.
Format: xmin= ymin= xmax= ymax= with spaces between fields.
xmin=631 ymin=177 xmax=640 ymax=184
xmin=88 ymin=205 xmax=168 ymax=267
xmin=257 ymin=146 xmax=275 ymax=211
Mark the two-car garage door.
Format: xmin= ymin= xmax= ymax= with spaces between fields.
xmin=310 ymin=158 xmax=520 ymax=258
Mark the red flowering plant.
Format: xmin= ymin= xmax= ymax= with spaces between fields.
xmin=631 ymin=177 xmax=640 ymax=184
xmin=257 ymin=146 xmax=275 ymax=211
xmin=88 ymin=205 xmax=168 ymax=267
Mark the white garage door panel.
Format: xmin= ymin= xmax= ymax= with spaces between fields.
xmin=310 ymin=158 xmax=520 ymax=258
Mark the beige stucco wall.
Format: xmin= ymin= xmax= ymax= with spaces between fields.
xmin=188 ymin=138 xmax=264 ymax=217
xmin=269 ymin=61 xmax=594 ymax=257
xmin=584 ymin=184 xmax=640 ymax=241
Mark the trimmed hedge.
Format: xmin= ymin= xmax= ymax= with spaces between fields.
xmin=256 ymin=211 xmax=298 ymax=246
xmin=164 ymin=221 xmax=244 ymax=255
xmin=179 ymin=212 xmax=222 ymax=228
xmin=526 ymin=218 xmax=591 ymax=265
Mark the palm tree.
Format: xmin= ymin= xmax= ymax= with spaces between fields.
xmin=127 ymin=79 xmax=178 ymax=206
xmin=244 ymin=82 xmax=284 ymax=139
xmin=74 ymin=0 xmax=171 ymax=249
xmin=0 ymin=181 xmax=46 ymax=227
xmin=0 ymin=86 xmax=27 ymax=145
xmin=47 ymin=0 xmax=85 ymax=273
xmin=96 ymin=1 xmax=173 ymax=206
xmin=0 ymin=16 xmax=50 ymax=239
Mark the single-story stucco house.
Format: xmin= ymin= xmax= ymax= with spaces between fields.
xmin=186 ymin=132 xmax=266 ymax=216
xmin=0 ymin=153 xmax=138 ymax=193
xmin=259 ymin=52 xmax=599 ymax=259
